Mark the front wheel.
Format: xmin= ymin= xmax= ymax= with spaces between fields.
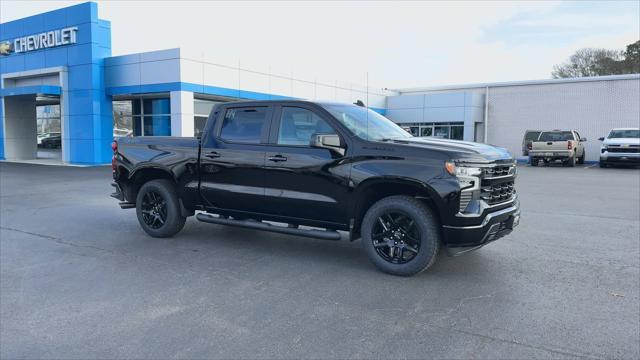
xmin=361 ymin=196 xmax=440 ymax=276
xmin=136 ymin=179 xmax=186 ymax=237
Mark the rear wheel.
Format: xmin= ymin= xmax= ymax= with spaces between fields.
xmin=566 ymin=156 xmax=576 ymax=167
xmin=600 ymin=161 xmax=607 ymax=168
xmin=578 ymin=152 xmax=585 ymax=164
xmin=361 ymin=196 xmax=440 ymax=276
xmin=529 ymin=157 xmax=538 ymax=166
xmin=136 ymin=179 xmax=186 ymax=237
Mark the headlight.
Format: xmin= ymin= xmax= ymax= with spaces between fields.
xmin=455 ymin=166 xmax=482 ymax=177
xmin=444 ymin=161 xmax=482 ymax=177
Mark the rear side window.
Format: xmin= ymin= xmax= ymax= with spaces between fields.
xmin=219 ymin=107 xmax=269 ymax=143
xmin=539 ymin=131 xmax=574 ymax=141
xmin=277 ymin=107 xmax=336 ymax=146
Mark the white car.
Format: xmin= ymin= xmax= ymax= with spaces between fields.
xmin=599 ymin=128 xmax=640 ymax=167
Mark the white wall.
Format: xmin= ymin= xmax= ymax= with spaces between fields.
xmin=486 ymin=78 xmax=640 ymax=161
xmin=105 ymin=48 xmax=394 ymax=109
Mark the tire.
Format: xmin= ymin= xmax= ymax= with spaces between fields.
xmin=578 ymin=152 xmax=585 ymax=164
xmin=529 ymin=157 xmax=538 ymax=167
xmin=562 ymin=155 xmax=576 ymax=167
xmin=361 ymin=196 xmax=440 ymax=276
xmin=599 ymin=161 xmax=607 ymax=168
xmin=135 ymin=179 xmax=186 ymax=238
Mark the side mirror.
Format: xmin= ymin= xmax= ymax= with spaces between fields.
xmin=598 ymin=137 xmax=605 ymax=141
xmin=310 ymin=133 xmax=345 ymax=156
xmin=580 ymin=137 xmax=587 ymax=142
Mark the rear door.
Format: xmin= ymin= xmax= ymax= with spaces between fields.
xmin=199 ymin=105 xmax=273 ymax=214
xmin=261 ymin=104 xmax=352 ymax=226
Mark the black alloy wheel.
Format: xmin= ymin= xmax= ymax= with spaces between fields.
xmin=135 ymin=179 xmax=187 ymax=237
xmin=361 ymin=195 xmax=440 ymax=276
xmin=371 ymin=211 xmax=421 ymax=264
xmin=140 ymin=191 xmax=167 ymax=229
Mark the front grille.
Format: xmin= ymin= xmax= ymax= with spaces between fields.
xmin=481 ymin=181 xmax=515 ymax=205
xmin=607 ymin=146 xmax=640 ymax=153
xmin=483 ymin=165 xmax=514 ymax=178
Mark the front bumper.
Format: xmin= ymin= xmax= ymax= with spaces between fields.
xmin=600 ymin=152 xmax=640 ymax=164
xmin=442 ymin=199 xmax=520 ymax=256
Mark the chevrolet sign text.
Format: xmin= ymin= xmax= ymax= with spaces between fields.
xmin=12 ymin=27 xmax=78 ymax=53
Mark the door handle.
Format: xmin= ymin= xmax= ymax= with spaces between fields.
xmin=204 ymin=151 xmax=221 ymax=159
xmin=267 ymin=154 xmax=287 ymax=162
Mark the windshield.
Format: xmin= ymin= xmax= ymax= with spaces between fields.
xmin=321 ymin=104 xmax=412 ymax=141
xmin=539 ymin=131 xmax=573 ymax=141
xmin=608 ymin=129 xmax=640 ymax=138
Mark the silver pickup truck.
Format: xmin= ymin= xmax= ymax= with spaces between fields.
xmin=599 ymin=128 xmax=640 ymax=167
xmin=529 ymin=130 xmax=586 ymax=167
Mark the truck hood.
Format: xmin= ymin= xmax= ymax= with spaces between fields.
xmin=386 ymin=137 xmax=514 ymax=162
xmin=602 ymin=138 xmax=640 ymax=146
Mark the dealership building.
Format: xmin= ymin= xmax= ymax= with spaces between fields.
xmin=1 ymin=2 xmax=639 ymax=165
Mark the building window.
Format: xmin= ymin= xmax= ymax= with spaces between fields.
xmin=402 ymin=122 xmax=464 ymax=140
xmin=194 ymin=98 xmax=222 ymax=137
xmin=113 ymin=98 xmax=171 ymax=137
xmin=113 ymin=101 xmax=133 ymax=137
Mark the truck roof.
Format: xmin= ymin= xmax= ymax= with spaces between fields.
xmin=215 ymin=99 xmax=363 ymax=108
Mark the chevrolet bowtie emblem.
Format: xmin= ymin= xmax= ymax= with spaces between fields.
xmin=622 ymin=144 xmax=629 ymax=148
xmin=0 ymin=41 xmax=13 ymax=56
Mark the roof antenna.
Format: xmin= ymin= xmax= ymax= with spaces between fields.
xmin=354 ymin=100 xmax=366 ymax=107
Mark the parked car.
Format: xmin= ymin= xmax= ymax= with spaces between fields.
xmin=111 ymin=100 xmax=520 ymax=276
xmin=599 ymin=128 xmax=640 ymax=167
xmin=37 ymin=132 xmax=60 ymax=146
xmin=529 ymin=130 xmax=586 ymax=167
xmin=40 ymin=133 xmax=62 ymax=149
xmin=522 ymin=130 xmax=541 ymax=156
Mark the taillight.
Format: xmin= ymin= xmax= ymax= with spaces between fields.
xmin=527 ymin=143 xmax=532 ymax=150
xmin=567 ymin=141 xmax=572 ymax=150
xmin=111 ymin=140 xmax=118 ymax=172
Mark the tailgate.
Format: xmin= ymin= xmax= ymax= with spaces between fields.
xmin=531 ymin=141 xmax=568 ymax=151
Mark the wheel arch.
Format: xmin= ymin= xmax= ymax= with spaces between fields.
xmin=123 ymin=165 xmax=177 ymax=203
xmin=350 ymin=177 xmax=443 ymax=241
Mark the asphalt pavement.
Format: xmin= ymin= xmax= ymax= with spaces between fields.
xmin=1 ymin=162 xmax=638 ymax=359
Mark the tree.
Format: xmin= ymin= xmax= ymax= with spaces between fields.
xmin=624 ymin=40 xmax=639 ymax=73
xmin=551 ymin=41 xmax=639 ymax=78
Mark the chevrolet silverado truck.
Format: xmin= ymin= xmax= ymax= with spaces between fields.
xmin=529 ymin=130 xmax=586 ymax=167
xmin=111 ymin=100 xmax=520 ymax=276
xmin=599 ymin=128 xmax=640 ymax=167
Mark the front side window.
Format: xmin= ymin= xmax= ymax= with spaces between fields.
xmin=321 ymin=104 xmax=412 ymax=141
xmin=219 ymin=107 xmax=269 ymax=143
xmin=277 ymin=107 xmax=336 ymax=146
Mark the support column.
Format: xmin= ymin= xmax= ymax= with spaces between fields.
xmin=2 ymin=95 xmax=37 ymax=160
xmin=170 ymin=91 xmax=194 ymax=137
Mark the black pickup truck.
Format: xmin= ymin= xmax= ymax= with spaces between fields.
xmin=111 ymin=100 xmax=520 ymax=276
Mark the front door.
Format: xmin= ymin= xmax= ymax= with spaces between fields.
xmin=199 ymin=105 xmax=272 ymax=214
xmin=262 ymin=105 xmax=351 ymax=226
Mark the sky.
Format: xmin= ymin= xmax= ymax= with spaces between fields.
xmin=1 ymin=1 xmax=638 ymax=90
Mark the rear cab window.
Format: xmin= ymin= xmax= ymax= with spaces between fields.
xmin=539 ymin=131 xmax=574 ymax=142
